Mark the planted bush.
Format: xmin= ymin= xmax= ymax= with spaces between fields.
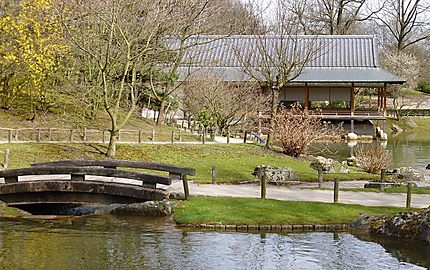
xmin=274 ymin=106 xmax=341 ymax=157
xmin=355 ymin=146 xmax=391 ymax=174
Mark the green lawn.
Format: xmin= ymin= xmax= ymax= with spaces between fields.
xmin=0 ymin=143 xmax=377 ymax=182
xmin=173 ymin=196 xmax=407 ymax=225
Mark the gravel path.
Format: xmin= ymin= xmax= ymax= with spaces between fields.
xmin=168 ymin=181 xmax=430 ymax=208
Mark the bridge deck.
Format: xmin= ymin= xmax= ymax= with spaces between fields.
xmin=0 ymin=159 xmax=196 ymax=205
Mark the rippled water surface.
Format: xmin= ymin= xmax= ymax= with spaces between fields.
xmin=0 ymin=215 xmax=428 ymax=269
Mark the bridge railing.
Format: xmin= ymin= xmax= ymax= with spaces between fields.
xmin=0 ymin=160 xmax=195 ymax=199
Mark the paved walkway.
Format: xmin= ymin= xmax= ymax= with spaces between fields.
xmin=168 ymin=181 xmax=430 ymax=208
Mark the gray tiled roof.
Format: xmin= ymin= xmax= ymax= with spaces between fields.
xmin=174 ymin=35 xmax=405 ymax=84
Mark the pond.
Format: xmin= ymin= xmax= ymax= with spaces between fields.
xmin=0 ymin=215 xmax=428 ymax=269
xmin=308 ymin=132 xmax=430 ymax=178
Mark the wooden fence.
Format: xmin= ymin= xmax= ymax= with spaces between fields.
xmin=0 ymin=127 xmax=192 ymax=144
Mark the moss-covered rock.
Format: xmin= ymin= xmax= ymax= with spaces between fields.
xmin=350 ymin=207 xmax=430 ymax=243
xmin=0 ymin=201 xmax=31 ymax=217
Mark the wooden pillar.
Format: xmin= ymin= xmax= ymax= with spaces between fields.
xmin=377 ymin=88 xmax=381 ymax=112
xmin=304 ymin=83 xmax=309 ymax=111
xmin=350 ymin=83 xmax=355 ymax=116
xmin=383 ymin=83 xmax=387 ymax=117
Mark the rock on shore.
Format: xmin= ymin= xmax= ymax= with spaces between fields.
xmin=349 ymin=207 xmax=430 ymax=243
xmin=103 ymin=200 xmax=174 ymax=216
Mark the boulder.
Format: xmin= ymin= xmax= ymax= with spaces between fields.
xmin=393 ymin=167 xmax=425 ymax=182
xmin=347 ymin=132 xmax=358 ymax=140
xmin=340 ymin=165 xmax=349 ymax=173
xmin=253 ymin=165 xmax=298 ymax=184
xmin=375 ymin=127 xmax=388 ymax=140
xmin=108 ymin=200 xmax=174 ymax=216
xmin=426 ymin=164 xmax=430 ymax=170
xmin=405 ymin=118 xmax=417 ymax=128
xmin=391 ymin=123 xmax=404 ymax=134
xmin=349 ymin=208 xmax=430 ymax=243
xmin=310 ymin=156 xmax=335 ymax=173
xmin=346 ymin=157 xmax=356 ymax=167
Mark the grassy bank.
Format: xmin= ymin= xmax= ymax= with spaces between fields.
xmin=173 ymin=197 xmax=407 ymax=225
xmin=0 ymin=143 xmax=377 ymax=182
xmin=386 ymin=117 xmax=430 ymax=141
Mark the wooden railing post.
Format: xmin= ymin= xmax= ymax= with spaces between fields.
xmin=15 ymin=129 xmax=19 ymax=141
xmin=69 ymin=129 xmax=73 ymax=142
xmin=83 ymin=127 xmax=87 ymax=142
xmin=138 ymin=130 xmax=142 ymax=143
xmin=227 ymin=128 xmax=230 ymax=144
xmin=36 ymin=129 xmax=41 ymax=142
xmin=318 ymin=169 xmax=323 ymax=188
xmin=48 ymin=128 xmax=52 ymax=141
xmin=118 ymin=130 xmax=121 ymax=142
xmin=182 ymin=175 xmax=189 ymax=200
xmin=212 ymin=166 xmax=217 ymax=184
xmin=171 ymin=131 xmax=175 ymax=144
xmin=406 ymin=182 xmax=412 ymax=208
xmin=102 ymin=130 xmax=106 ymax=143
xmin=243 ymin=131 xmax=247 ymax=144
xmin=8 ymin=129 xmax=12 ymax=143
xmin=334 ymin=179 xmax=339 ymax=203
xmin=151 ymin=129 xmax=155 ymax=141
xmin=3 ymin=149 xmax=9 ymax=169
xmin=178 ymin=130 xmax=182 ymax=142
xmin=260 ymin=167 xmax=267 ymax=199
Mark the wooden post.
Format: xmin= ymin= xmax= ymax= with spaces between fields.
xmin=383 ymin=83 xmax=387 ymax=117
xmin=202 ymin=127 xmax=206 ymax=144
xmin=260 ymin=167 xmax=267 ymax=199
xmin=83 ymin=127 xmax=87 ymax=142
xmin=102 ymin=130 xmax=106 ymax=143
xmin=69 ymin=129 xmax=73 ymax=142
xmin=151 ymin=129 xmax=155 ymax=141
xmin=36 ymin=129 xmax=41 ymax=142
xmin=318 ymin=169 xmax=323 ymax=188
xmin=3 ymin=149 xmax=9 ymax=169
xmin=138 ymin=130 xmax=142 ymax=143
xmin=350 ymin=83 xmax=355 ymax=116
xmin=118 ymin=130 xmax=121 ymax=142
xmin=380 ymin=169 xmax=386 ymax=191
xmin=48 ymin=128 xmax=52 ymax=141
xmin=178 ymin=130 xmax=182 ymax=142
xmin=334 ymin=179 xmax=339 ymax=203
xmin=305 ymin=83 xmax=310 ymax=111
xmin=15 ymin=129 xmax=19 ymax=141
xmin=406 ymin=182 xmax=412 ymax=208
xmin=212 ymin=166 xmax=217 ymax=184
xmin=182 ymin=175 xmax=189 ymax=200
xmin=7 ymin=129 xmax=12 ymax=143
xmin=243 ymin=131 xmax=247 ymax=144
xmin=171 ymin=131 xmax=175 ymax=143
xmin=227 ymin=128 xmax=230 ymax=144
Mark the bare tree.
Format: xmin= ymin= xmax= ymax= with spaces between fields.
xmin=151 ymin=0 xmax=261 ymax=126
xmin=181 ymin=72 xmax=267 ymax=133
xmin=286 ymin=0 xmax=374 ymax=34
xmin=381 ymin=50 xmax=421 ymax=118
xmin=274 ymin=106 xmax=341 ymax=157
xmin=235 ymin=1 xmax=319 ymax=148
xmin=373 ymin=0 xmax=430 ymax=52
xmin=59 ymin=0 xmax=173 ymax=158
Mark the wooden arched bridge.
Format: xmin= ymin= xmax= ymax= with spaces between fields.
xmin=0 ymin=160 xmax=195 ymax=206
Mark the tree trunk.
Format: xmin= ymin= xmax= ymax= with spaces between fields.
xmin=266 ymin=87 xmax=280 ymax=148
xmin=106 ymin=129 xmax=119 ymax=159
xmin=156 ymin=98 xmax=166 ymax=126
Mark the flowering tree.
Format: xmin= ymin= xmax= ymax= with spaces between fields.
xmin=0 ymin=0 xmax=68 ymax=118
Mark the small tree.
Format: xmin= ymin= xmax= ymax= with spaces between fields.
xmin=181 ymin=73 xmax=267 ymax=134
xmin=235 ymin=0 xmax=320 ymax=148
xmin=274 ymin=106 xmax=340 ymax=157
xmin=355 ymin=145 xmax=391 ymax=174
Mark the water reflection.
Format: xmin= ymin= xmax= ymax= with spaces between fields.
xmin=308 ymin=132 xmax=430 ymax=171
xmin=0 ymin=216 xmax=426 ymax=269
